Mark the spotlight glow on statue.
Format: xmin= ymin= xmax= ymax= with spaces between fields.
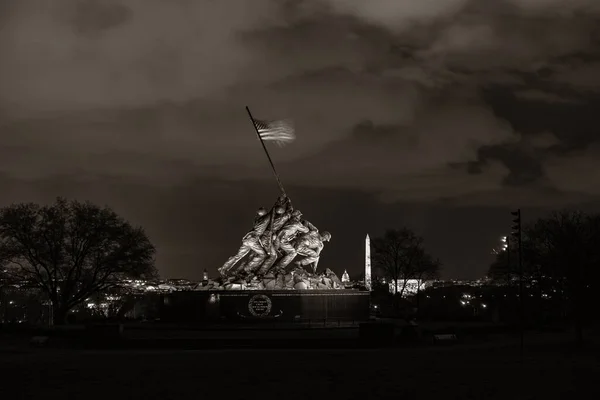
xmin=217 ymin=107 xmax=342 ymax=291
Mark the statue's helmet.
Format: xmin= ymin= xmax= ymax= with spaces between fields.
xmin=275 ymin=206 xmax=285 ymax=215
xmin=256 ymin=207 xmax=268 ymax=216
xmin=321 ymin=231 xmax=332 ymax=242
xmin=292 ymin=209 xmax=303 ymax=218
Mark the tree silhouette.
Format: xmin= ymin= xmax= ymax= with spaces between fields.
xmin=0 ymin=198 xmax=157 ymax=324
xmin=488 ymin=246 xmax=514 ymax=284
xmin=543 ymin=210 xmax=600 ymax=345
xmin=371 ymin=228 xmax=440 ymax=298
xmin=488 ymin=209 xmax=600 ymax=345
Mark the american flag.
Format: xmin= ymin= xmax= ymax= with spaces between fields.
xmin=254 ymin=119 xmax=296 ymax=146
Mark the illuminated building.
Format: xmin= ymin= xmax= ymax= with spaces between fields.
xmin=388 ymin=279 xmax=431 ymax=296
xmin=341 ymin=270 xmax=350 ymax=284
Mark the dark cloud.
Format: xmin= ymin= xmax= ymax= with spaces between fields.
xmin=1 ymin=0 xmax=600 ymax=278
xmin=67 ymin=0 xmax=134 ymax=35
xmin=513 ymin=89 xmax=584 ymax=104
xmin=476 ymin=143 xmax=544 ymax=187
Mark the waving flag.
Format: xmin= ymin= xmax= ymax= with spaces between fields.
xmin=253 ymin=119 xmax=296 ymax=146
xmin=245 ymin=106 xmax=291 ymax=196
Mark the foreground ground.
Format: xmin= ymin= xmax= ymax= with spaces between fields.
xmin=1 ymin=333 xmax=597 ymax=399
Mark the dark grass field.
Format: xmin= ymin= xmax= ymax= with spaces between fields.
xmin=1 ymin=333 xmax=598 ymax=399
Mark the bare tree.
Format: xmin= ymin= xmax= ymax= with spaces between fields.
xmin=0 ymin=198 xmax=157 ymax=324
xmin=415 ymin=252 xmax=442 ymax=283
xmin=414 ymin=251 xmax=441 ymax=316
xmin=488 ymin=248 xmax=514 ymax=284
xmin=544 ymin=210 xmax=600 ymax=346
xmin=488 ymin=209 xmax=600 ymax=346
xmin=86 ymin=287 xmax=140 ymax=320
xmin=371 ymin=229 xmax=440 ymax=298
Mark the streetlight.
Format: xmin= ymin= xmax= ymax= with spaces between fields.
xmin=492 ymin=236 xmax=509 ymax=255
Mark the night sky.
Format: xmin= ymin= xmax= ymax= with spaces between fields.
xmin=1 ymin=1 xmax=599 ymax=281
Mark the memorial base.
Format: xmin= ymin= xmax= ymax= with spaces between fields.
xmin=160 ymin=290 xmax=370 ymax=323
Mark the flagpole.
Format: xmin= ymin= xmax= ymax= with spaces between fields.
xmin=245 ymin=106 xmax=287 ymax=197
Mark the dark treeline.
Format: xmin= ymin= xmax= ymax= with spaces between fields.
xmin=487 ymin=209 xmax=600 ymax=343
xmin=369 ymin=212 xmax=599 ymax=345
xmin=0 ymin=198 xmax=157 ymax=325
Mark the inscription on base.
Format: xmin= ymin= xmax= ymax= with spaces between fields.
xmin=248 ymin=294 xmax=272 ymax=317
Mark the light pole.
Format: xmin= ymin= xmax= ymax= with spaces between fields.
xmin=511 ymin=209 xmax=524 ymax=360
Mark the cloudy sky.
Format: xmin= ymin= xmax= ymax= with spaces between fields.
xmin=1 ymin=0 xmax=599 ymax=280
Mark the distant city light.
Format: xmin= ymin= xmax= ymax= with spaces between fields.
xmin=388 ymin=279 xmax=429 ymax=296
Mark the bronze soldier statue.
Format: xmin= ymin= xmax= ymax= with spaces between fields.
xmin=294 ymin=231 xmax=331 ymax=273
xmin=302 ymin=219 xmax=319 ymax=232
xmin=219 ymin=207 xmax=271 ymax=276
xmin=235 ymin=196 xmax=293 ymax=276
xmin=218 ymin=193 xmax=337 ymax=286
xmin=271 ymin=209 xmax=309 ymax=272
xmin=246 ymin=205 xmax=289 ymax=275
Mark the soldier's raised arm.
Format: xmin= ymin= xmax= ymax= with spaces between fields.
xmin=302 ymin=219 xmax=318 ymax=232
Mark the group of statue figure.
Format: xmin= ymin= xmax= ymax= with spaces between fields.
xmin=219 ymin=194 xmax=331 ymax=279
